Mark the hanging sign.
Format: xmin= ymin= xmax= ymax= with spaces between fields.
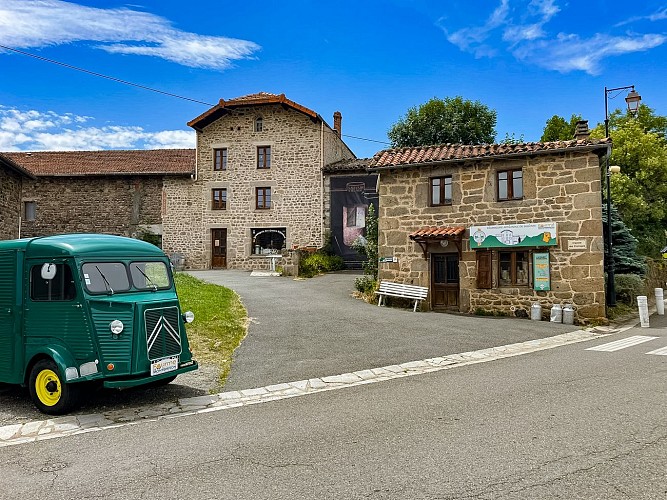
xmin=470 ymin=223 xmax=557 ymax=249
xmin=533 ymin=252 xmax=551 ymax=291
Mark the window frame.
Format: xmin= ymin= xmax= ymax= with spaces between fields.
xmin=30 ymin=263 xmax=77 ymax=302
xmin=213 ymin=148 xmax=228 ymax=171
xmin=498 ymin=250 xmax=530 ymax=287
xmin=497 ymin=169 xmax=523 ymax=201
xmin=24 ymin=201 xmax=36 ymax=221
xmin=430 ymin=176 xmax=453 ymax=206
xmin=211 ymin=188 xmax=227 ymax=210
xmin=256 ymin=187 xmax=271 ymax=210
xmin=255 ymin=116 xmax=263 ymax=132
xmin=257 ymin=146 xmax=271 ymax=169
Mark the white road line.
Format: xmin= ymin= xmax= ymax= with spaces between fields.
xmin=646 ymin=345 xmax=667 ymax=356
xmin=586 ymin=335 xmax=658 ymax=352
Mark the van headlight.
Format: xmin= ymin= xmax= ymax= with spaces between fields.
xmin=182 ymin=311 xmax=194 ymax=323
xmin=110 ymin=319 xmax=124 ymax=335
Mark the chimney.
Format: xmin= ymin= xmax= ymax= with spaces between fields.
xmin=333 ymin=111 xmax=342 ymax=137
xmin=573 ymin=120 xmax=590 ymax=140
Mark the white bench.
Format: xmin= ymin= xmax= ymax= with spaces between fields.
xmin=375 ymin=280 xmax=429 ymax=312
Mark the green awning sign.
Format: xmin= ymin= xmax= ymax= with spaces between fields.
xmin=470 ymin=223 xmax=557 ymax=249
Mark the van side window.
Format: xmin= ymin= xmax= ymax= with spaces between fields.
xmin=30 ymin=264 xmax=77 ymax=301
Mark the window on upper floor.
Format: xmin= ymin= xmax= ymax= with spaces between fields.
xmin=24 ymin=201 xmax=36 ymax=221
xmin=256 ymin=187 xmax=271 ymax=209
xmin=498 ymin=250 xmax=529 ymax=287
xmin=213 ymin=148 xmax=227 ymax=171
xmin=255 ymin=116 xmax=263 ymax=132
xmin=257 ymin=146 xmax=271 ymax=169
xmin=212 ymin=188 xmax=227 ymax=210
xmin=497 ymin=169 xmax=523 ymax=201
xmin=430 ymin=176 xmax=452 ymax=206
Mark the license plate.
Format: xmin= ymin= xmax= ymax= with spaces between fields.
xmin=151 ymin=356 xmax=178 ymax=376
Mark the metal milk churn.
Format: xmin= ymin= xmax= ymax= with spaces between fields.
xmin=562 ymin=304 xmax=575 ymax=325
xmin=550 ymin=303 xmax=562 ymax=323
xmin=530 ymin=302 xmax=542 ymax=321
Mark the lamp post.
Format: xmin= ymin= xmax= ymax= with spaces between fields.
xmin=604 ymin=85 xmax=641 ymax=307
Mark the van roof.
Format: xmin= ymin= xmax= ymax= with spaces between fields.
xmin=0 ymin=234 xmax=166 ymax=259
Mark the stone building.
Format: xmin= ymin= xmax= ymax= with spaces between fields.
xmin=368 ymin=131 xmax=611 ymax=322
xmin=0 ymin=150 xmax=194 ymax=240
xmin=0 ymin=155 xmax=33 ymax=240
xmin=162 ymin=93 xmax=356 ymax=270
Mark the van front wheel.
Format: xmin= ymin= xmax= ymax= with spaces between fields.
xmin=29 ymin=360 xmax=80 ymax=415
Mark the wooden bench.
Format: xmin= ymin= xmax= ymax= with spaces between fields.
xmin=375 ymin=280 xmax=429 ymax=312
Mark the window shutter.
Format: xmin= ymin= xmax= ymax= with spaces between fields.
xmin=476 ymin=251 xmax=492 ymax=289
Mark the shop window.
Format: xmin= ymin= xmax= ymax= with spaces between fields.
xmin=257 ymin=146 xmax=271 ymax=169
xmin=498 ymin=251 xmax=529 ymax=286
xmin=30 ymin=263 xmax=77 ymax=301
xmin=251 ymin=227 xmax=286 ymax=255
xmin=498 ymin=169 xmax=523 ymax=201
xmin=476 ymin=251 xmax=492 ymax=289
xmin=212 ymin=188 xmax=227 ymax=210
xmin=256 ymin=187 xmax=271 ymax=209
xmin=430 ymin=176 xmax=452 ymax=206
xmin=213 ymin=148 xmax=227 ymax=171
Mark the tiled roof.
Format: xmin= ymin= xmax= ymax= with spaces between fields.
xmin=323 ymin=158 xmax=371 ymax=173
xmin=369 ymin=138 xmax=612 ymax=170
xmin=0 ymin=154 xmax=36 ymax=179
xmin=188 ymin=92 xmax=320 ymax=130
xmin=0 ymin=149 xmax=195 ymax=177
xmin=409 ymin=226 xmax=467 ymax=240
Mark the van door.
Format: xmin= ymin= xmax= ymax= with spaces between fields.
xmin=0 ymin=251 xmax=18 ymax=383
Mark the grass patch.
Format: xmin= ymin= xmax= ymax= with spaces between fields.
xmin=174 ymin=273 xmax=248 ymax=390
xmin=606 ymin=303 xmax=636 ymax=322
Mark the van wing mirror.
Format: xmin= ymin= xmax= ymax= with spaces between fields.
xmin=41 ymin=263 xmax=57 ymax=280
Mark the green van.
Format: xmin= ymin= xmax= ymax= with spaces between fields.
xmin=0 ymin=233 xmax=198 ymax=415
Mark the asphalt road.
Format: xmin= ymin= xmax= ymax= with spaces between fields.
xmin=1 ymin=316 xmax=665 ymax=499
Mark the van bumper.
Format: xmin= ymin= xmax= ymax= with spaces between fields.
xmin=102 ymin=360 xmax=198 ymax=388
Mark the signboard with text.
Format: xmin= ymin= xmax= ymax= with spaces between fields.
xmin=533 ymin=252 xmax=551 ymax=291
xmin=470 ymin=223 xmax=557 ymax=249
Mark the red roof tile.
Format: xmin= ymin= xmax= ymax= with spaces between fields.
xmin=370 ymin=138 xmax=612 ymax=169
xmin=0 ymin=149 xmax=195 ymax=177
xmin=188 ymin=92 xmax=320 ymax=130
xmin=409 ymin=226 xmax=467 ymax=239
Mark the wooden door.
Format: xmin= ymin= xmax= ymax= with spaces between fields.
xmin=211 ymin=229 xmax=227 ymax=268
xmin=431 ymin=253 xmax=459 ymax=310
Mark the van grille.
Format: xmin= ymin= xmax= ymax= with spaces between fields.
xmin=144 ymin=306 xmax=182 ymax=360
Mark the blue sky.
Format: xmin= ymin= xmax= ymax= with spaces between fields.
xmin=1 ymin=0 xmax=665 ymax=158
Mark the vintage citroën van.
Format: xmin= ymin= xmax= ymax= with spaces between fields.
xmin=0 ymin=234 xmax=198 ymax=414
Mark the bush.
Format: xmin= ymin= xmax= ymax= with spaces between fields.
xmin=299 ymin=252 xmax=345 ymax=278
xmin=354 ymin=276 xmax=377 ymax=294
xmin=614 ymin=273 xmax=645 ymax=306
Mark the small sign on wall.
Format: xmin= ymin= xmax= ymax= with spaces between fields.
xmin=533 ymin=252 xmax=551 ymax=291
xmin=567 ymin=239 xmax=587 ymax=250
xmin=379 ymin=256 xmax=398 ymax=263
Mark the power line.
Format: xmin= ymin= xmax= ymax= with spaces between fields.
xmin=1 ymin=43 xmax=391 ymax=146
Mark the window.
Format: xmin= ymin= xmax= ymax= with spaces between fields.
xmin=498 ymin=169 xmax=523 ymax=201
xmin=476 ymin=251 xmax=492 ymax=289
xmin=498 ymin=251 xmax=529 ymax=286
xmin=256 ymin=187 xmax=271 ymax=209
xmin=212 ymin=188 xmax=227 ymax=210
xmin=213 ymin=148 xmax=227 ymax=171
xmin=30 ymin=263 xmax=77 ymax=301
xmin=257 ymin=146 xmax=271 ymax=169
xmin=82 ymin=262 xmax=131 ymax=294
xmin=430 ymin=176 xmax=452 ymax=206
xmin=255 ymin=117 xmax=263 ymax=132
xmin=24 ymin=201 xmax=36 ymax=221
xmin=251 ymin=228 xmax=286 ymax=255
xmin=129 ymin=261 xmax=171 ymax=290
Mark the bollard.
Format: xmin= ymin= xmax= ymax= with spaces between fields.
xmin=655 ymin=288 xmax=664 ymax=316
xmin=637 ymin=296 xmax=650 ymax=327
xmin=550 ymin=303 xmax=562 ymax=323
xmin=530 ymin=302 xmax=542 ymax=321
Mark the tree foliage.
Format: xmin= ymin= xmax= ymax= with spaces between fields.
xmin=540 ymin=114 xmax=582 ymax=141
xmin=388 ymin=96 xmax=497 ymax=147
xmin=351 ymin=204 xmax=378 ymax=279
xmin=603 ymin=204 xmax=647 ymax=276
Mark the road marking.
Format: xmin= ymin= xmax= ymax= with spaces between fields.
xmin=585 ymin=335 xmax=658 ymax=352
xmin=646 ymin=345 xmax=667 ymax=356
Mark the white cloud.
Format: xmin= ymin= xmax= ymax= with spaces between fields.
xmin=439 ymin=0 xmax=667 ymax=73
xmin=0 ymin=105 xmax=195 ymax=151
xmin=0 ymin=0 xmax=260 ymax=70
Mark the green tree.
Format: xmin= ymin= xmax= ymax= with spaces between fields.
xmin=388 ymin=96 xmax=497 ymax=147
xmin=351 ymin=204 xmax=378 ymax=279
xmin=540 ymin=114 xmax=582 ymax=141
xmin=603 ymin=204 xmax=647 ymax=276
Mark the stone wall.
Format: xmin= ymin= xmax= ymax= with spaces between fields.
xmin=0 ymin=164 xmax=22 ymax=240
xmin=377 ymin=151 xmax=606 ymax=322
xmin=20 ymin=175 xmax=166 ymax=238
xmin=163 ymin=104 xmax=354 ymax=270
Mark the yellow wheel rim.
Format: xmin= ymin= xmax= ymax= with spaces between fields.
xmin=35 ymin=369 xmax=61 ymax=407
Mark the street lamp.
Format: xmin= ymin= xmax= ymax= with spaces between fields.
xmin=604 ymin=85 xmax=641 ymax=307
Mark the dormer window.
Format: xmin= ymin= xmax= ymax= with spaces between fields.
xmin=255 ymin=116 xmax=263 ymax=132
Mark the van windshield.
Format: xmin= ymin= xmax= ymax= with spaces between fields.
xmin=82 ymin=262 xmax=130 ymax=294
xmin=129 ymin=261 xmax=171 ymax=290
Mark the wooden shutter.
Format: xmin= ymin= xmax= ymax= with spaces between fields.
xmin=476 ymin=251 xmax=492 ymax=289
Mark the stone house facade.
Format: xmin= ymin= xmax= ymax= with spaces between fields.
xmin=162 ymin=93 xmax=356 ymax=270
xmin=368 ymin=133 xmax=611 ymax=322
xmin=0 ymin=156 xmax=33 ymax=240
xmin=0 ymin=150 xmax=194 ymax=241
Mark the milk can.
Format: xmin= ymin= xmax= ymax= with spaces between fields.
xmin=562 ymin=304 xmax=575 ymax=325
xmin=530 ymin=302 xmax=542 ymax=321
xmin=550 ymin=303 xmax=562 ymax=323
